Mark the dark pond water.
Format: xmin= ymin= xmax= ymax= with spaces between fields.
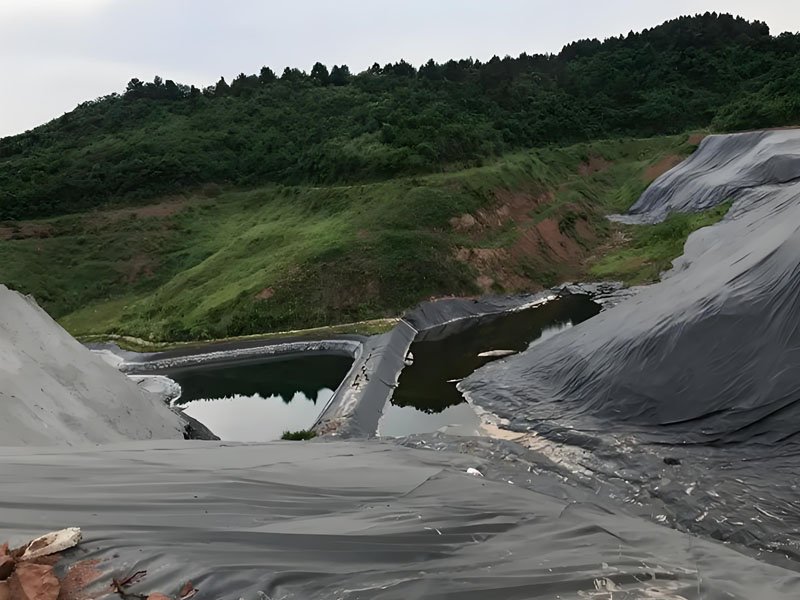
xmin=166 ymin=354 xmax=352 ymax=442
xmin=378 ymin=296 xmax=601 ymax=437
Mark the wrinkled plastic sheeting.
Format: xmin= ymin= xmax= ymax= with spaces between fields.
xmin=612 ymin=129 xmax=800 ymax=223
xmin=460 ymin=129 xmax=800 ymax=558
xmin=0 ymin=285 xmax=185 ymax=447
xmin=123 ymin=340 xmax=360 ymax=373
xmin=462 ymin=129 xmax=800 ymax=444
xmin=1 ymin=440 xmax=799 ymax=600
xmin=403 ymin=292 xmax=555 ymax=333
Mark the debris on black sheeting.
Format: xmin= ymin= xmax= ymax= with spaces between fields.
xmin=178 ymin=581 xmax=200 ymax=600
xmin=110 ymin=569 xmax=147 ymax=594
xmin=110 ymin=569 xmax=198 ymax=600
xmin=1 ymin=528 xmax=83 ymax=600
xmin=477 ymin=349 xmax=516 ymax=358
xmin=2 ymin=439 xmax=799 ymax=598
xmin=178 ymin=581 xmax=197 ymax=600
xmin=19 ymin=529 xmax=81 ymax=562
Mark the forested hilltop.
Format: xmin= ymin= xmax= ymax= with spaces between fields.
xmin=1 ymin=12 xmax=799 ymax=220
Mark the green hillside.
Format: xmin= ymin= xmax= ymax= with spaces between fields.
xmin=1 ymin=135 xmax=697 ymax=341
xmin=1 ymin=12 xmax=797 ymax=342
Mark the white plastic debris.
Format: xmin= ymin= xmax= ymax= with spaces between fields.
xmin=477 ymin=350 xmax=516 ymax=358
xmin=20 ymin=527 xmax=82 ymax=560
xmin=466 ymin=468 xmax=483 ymax=477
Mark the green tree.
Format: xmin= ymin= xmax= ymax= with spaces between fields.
xmin=259 ymin=66 xmax=277 ymax=84
xmin=281 ymin=67 xmax=306 ymax=82
xmin=419 ymin=59 xmax=442 ymax=81
xmin=388 ymin=60 xmax=416 ymax=77
xmin=214 ymin=76 xmax=230 ymax=96
xmin=230 ymin=73 xmax=259 ymax=96
xmin=329 ymin=65 xmax=351 ymax=86
xmin=310 ymin=62 xmax=330 ymax=85
xmin=124 ymin=78 xmax=144 ymax=98
xmin=2 ymin=13 xmax=800 ymax=221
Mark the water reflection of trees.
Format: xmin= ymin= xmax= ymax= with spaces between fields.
xmin=171 ymin=355 xmax=352 ymax=404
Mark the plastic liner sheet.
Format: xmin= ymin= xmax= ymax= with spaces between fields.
xmin=314 ymin=322 xmax=416 ymax=437
xmin=0 ymin=285 xmax=185 ymax=446
xmin=403 ymin=292 xmax=555 ymax=332
xmin=1 ymin=439 xmax=799 ymax=600
xmin=120 ymin=341 xmax=360 ymax=373
xmin=612 ymin=130 xmax=800 ymax=223
xmin=460 ymin=129 xmax=800 ymax=562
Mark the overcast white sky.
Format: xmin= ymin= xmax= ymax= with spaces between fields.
xmin=1 ymin=0 xmax=798 ymax=138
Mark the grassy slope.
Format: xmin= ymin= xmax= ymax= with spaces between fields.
xmin=0 ymin=134 xmax=699 ymax=341
xmin=589 ymin=202 xmax=732 ymax=284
